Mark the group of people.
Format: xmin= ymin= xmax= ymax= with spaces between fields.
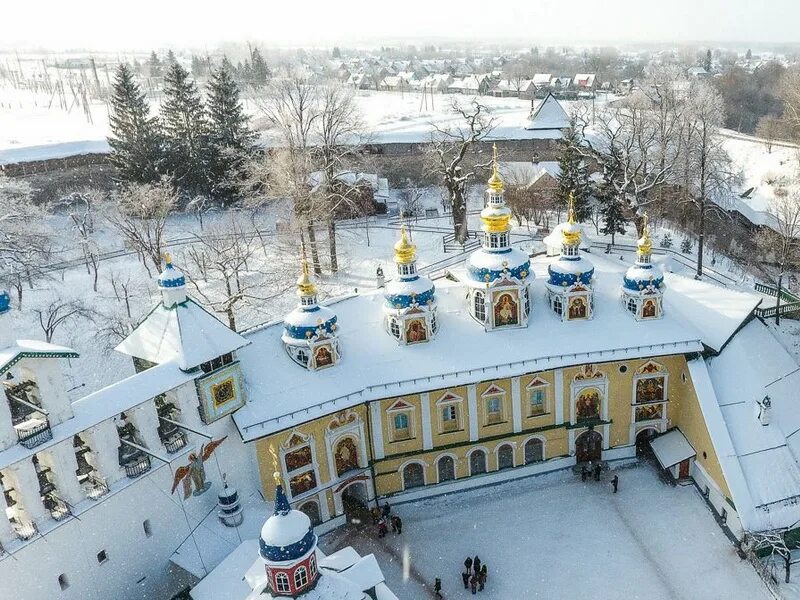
xmin=581 ymin=461 xmax=619 ymax=493
xmin=373 ymin=503 xmax=403 ymax=538
xmin=461 ymin=555 xmax=488 ymax=594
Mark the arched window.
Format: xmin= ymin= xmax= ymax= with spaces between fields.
xmin=525 ymin=438 xmax=544 ymax=464
xmin=334 ymin=437 xmax=360 ymax=477
xmin=275 ymin=572 xmax=291 ymax=593
xmin=309 ymin=553 xmax=317 ymax=578
xmin=299 ymin=500 xmax=322 ymax=527
xmin=523 ymin=287 xmax=530 ymax=316
xmin=294 ymin=566 xmax=309 ymax=589
xmin=627 ymin=297 xmax=637 ymax=314
xmin=469 ymin=449 xmax=487 ymax=476
xmin=553 ymin=295 xmax=563 ymax=315
xmin=430 ymin=311 xmax=438 ymax=334
xmin=389 ymin=318 xmax=401 ymax=339
xmin=498 ymin=444 xmax=514 ymax=470
xmin=402 ymin=463 xmax=425 ymax=489
xmin=474 ymin=291 xmax=486 ymax=322
xmin=437 ymin=455 xmax=455 ymax=482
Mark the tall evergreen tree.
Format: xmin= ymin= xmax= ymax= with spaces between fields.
xmin=555 ymin=123 xmax=592 ymax=221
xmin=598 ymin=182 xmax=628 ymax=245
xmin=107 ymin=64 xmax=163 ymax=184
xmin=207 ymin=58 xmax=257 ymax=202
xmin=147 ymin=51 xmax=162 ymax=77
xmin=250 ymin=48 xmax=269 ymax=86
xmin=703 ymin=49 xmax=712 ymax=72
xmin=161 ymin=61 xmax=211 ymax=197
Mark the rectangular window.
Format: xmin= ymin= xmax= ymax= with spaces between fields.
xmin=393 ymin=413 xmax=410 ymax=440
xmin=441 ymin=405 xmax=458 ymax=432
xmin=486 ymin=397 xmax=502 ymax=424
xmin=529 ymin=389 xmax=546 ymax=416
xmin=97 ymin=550 xmax=108 ymax=564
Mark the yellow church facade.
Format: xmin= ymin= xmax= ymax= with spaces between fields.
xmin=252 ymin=353 xmax=732 ymax=528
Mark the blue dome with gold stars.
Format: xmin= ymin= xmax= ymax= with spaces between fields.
xmin=282 ymin=263 xmax=338 ymax=343
xmin=384 ymin=226 xmax=436 ymax=310
xmin=623 ymin=217 xmax=664 ymax=292
xmin=547 ymin=200 xmax=594 ymax=288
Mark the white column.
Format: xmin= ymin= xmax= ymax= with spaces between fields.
xmin=86 ymin=420 xmax=124 ymax=486
xmin=554 ymin=368 xmax=565 ymax=425
xmin=467 ymin=384 xmax=479 ymax=442
xmin=48 ymin=440 xmax=85 ymax=507
xmin=0 ymin=479 xmax=17 ymax=546
xmin=130 ymin=401 xmax=163 ymax=452
xmin=11 ymin=459 xmax=48 ymax=526
xmin=0 ymin=394 xmax=16 ymax=452
xmin=420 ymin=393 xmax=432 ymax=450
xmin=23 ymin=359 xmax=73 ymax=426
xmin=511 ymin=377 xmax=522 ymax=433
xmin=369 ymin=403 xmax=384 ymax=460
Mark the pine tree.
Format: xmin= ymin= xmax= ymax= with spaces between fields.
xmin=598 ymin=183 xmax=627 ymax=245
xmin=703 ymin=49 xmax=712 ymax=72
xmin=191 ymin=55 xmax=207 ymax=78
xmin=161 ymin=61 xmax=211 ymax=197
xmin=250 ymin=48 xmax=270 ymax=86
xmin=332 ymin=46 xmax=341 ymax=59
xmin=166 ymin=49 xmax=177 ymax=65
xmin=147 ymin=51 xmax=162 ymax=77
xmin=207 ymin=58 xmax=257 ymax=202
xmin=681 ymin=237 xmax=693 ymax=254
xmin=746 ymin=48 xmax=752 ymax=61
xmin=107 ymin=64 xmax=163 ymax=185
xmin=555 ymin=123 xmax=592 ymax=221
xmin=660 ymin=232 xmax=673 ymax=249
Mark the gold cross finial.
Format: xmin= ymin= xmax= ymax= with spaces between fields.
xmin=164 ymin=252 xmax=172 ymax=266
xmin=487 ymin=143 xmax=504 ymax=193
xmin=567 ymin=192 xmax=576 ymax=224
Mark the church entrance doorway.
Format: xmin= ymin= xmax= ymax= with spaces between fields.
xmin=575 ymin=429 xmax=602 ymax=463
xmin=341 ymin=481 xmax=369 ymax=523
xmin=636 ymin=428 xmax=658 ymax=457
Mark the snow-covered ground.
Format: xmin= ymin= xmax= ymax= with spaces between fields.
xmin=322 ymin=463 xmax=769 ymax=600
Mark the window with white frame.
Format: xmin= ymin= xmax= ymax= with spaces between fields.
xmin=474 ymin=291 xmax=486 ymax=322
xmin=627 ymin=297 xmax=637 ymax=314
xmin=389 ymin=318 xmax=401 ymax=339
xmin=430 ymin=311 xmax=438 ymax=334
xmin=441 ymin=404 xmax=458 ymax=432
xmin=529 ymin=387 xmax=546 ymax=416
xmin=294 ymin=566 xmax=308 ymax=589
xmin=392 ymin=412 xmax=411 ymax=440
xmin=284 ymin=443 xmax=318 ymax=497
xmin=275 ymin=572 xmax=291 ymax=593
xmin=309 ymin=554 xmax=317 ymax=578
xmin=485 ymin=396 xmax=503 ymax=424
xmin=523 ymin=287 xmax=530 ymax=316
xmin=553 ymin=295 xmax=563 ymax=315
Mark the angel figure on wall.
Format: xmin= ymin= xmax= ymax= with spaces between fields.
xmin=171 ymin=437 xmax=227 ymax=499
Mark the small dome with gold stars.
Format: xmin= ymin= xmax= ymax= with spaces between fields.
xmin=282 ymin=261 xmax=338 ymax=343
xmin=384 ymin=226 xmax=436 ymax=312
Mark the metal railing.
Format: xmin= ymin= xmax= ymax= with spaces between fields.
xmin=123 ymin=455 xmax=151 ymax=478
xmin=16 ymin=419 xmax=52 ymax=449
xmin=163 ymin=431 xmax=188 ymax=454
xmin=756 ymin=301 xmax=800 ymax=320
xmin=754 ymin=282 xmax=800 ymax=303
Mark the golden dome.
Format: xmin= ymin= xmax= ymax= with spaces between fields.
xmin=481 ymin=204 xmax=512 ymax=233
xmin=394 ymin=225 xmax=417 ymax=264
xmin=487 ymin=143 xmax=504 ymax=193
xmin=637 ymin=213 xmax=653 ymax=255
xmin=296 ymin=260 xmax=317 ymax=296
xmin=561 ymin=192 xmax=582 ymax=246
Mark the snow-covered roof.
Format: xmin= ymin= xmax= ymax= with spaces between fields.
xmin=189 ymin=540 xmax=259 ymax=600
xmin=533 ymin=73 xmax=552 ymax=86
xmin=573 ymin=73 xmax=596 ymax=88
xmin=543 ymin=223 xmax=590 ymax=251
xmin=0 ymin=339 xmax=78 ymax=375
xmin=499 ymin=161 xmax=560 ymax=187
xmin=650 ymin=428 xmax=696 ymax=469
xmin=231 ymin=253 xmax=759 ymax=441
xmin=115 ymin=297 xmax=250 ymax=371
xmin=703 ymin=320 xmax=800 ymax=531
xmin=524 ymin=93 xmax=570 ymax=131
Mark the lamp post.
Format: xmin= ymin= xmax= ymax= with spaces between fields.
xmin=776 ymin=268 xmax=784 ymax=326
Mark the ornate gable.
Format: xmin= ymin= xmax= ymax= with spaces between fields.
xmin=574 ymin=364 xmax=605 ymax=381
xmin=526 ymin=376 xmax=549 ymax=389
xmin=387 ymin=398 xmax=414 ymax=412
xmin=480 ymin=383 xmax=506 ymax=397
xmin=436 ymin=391 xmax=463 ymax=405
xmin=282 ymin=430 xmax=311 ymax=449
xmin=637 ymin=360 xmax=664 ymax=374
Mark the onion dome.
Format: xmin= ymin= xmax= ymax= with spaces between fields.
xmin=547 ymin=194 xmax=594 ymax=288
xmin=282 ymin=262 xmax=338 ymax=343
xmin=384 ymin=226 xmax=436 ymax=310
xmin=259 ymin=482 xmax=317 ymax=563
xmin=158 ymin=253 xmax=187 ymax=308
xmin=623 ymin=215 xmax=664 ymax=293
xmin=467 ymin=144 xmax=531 ymax=286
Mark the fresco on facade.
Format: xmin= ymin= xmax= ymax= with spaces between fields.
xmin=405 ymin=318 xmax=428 ymax=343
xmin=334 ymin=437 xmax=360 ymax=476
xmin=313 ymin=344 xmax=334 ymax=368
xmin=493 ymin=292 xmax=519 ymax=326
xmin=568 ymin=296 xmax=588 ymax=319
xmin=636 ymin=376 xmax=665 ymax=403
xmin=576 ymin=389 xmax=601 ymax=420
xmin=643 ymin=299 xmax=658 ymax=318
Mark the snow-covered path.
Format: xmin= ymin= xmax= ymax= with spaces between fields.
xmin=328 ymin=464 xmax=769 ymax=599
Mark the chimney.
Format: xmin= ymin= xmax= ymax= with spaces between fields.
xmin=756 ymin=396 xmax=771 ymax=426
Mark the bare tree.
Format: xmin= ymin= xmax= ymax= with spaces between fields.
xmin=105 ymin=179 xmax=178 ymax=276
xmin=428 ymin=100 xmax=496 ymax=243
xmin=680 ymin=81 xmax=739 ymax=278
xmin=33 ymin=300 xmax=94 ymax=343
xmin=756 ymin=115 xmax=782 ymax=154
xmin=757 ymin=188 xmax=800 ymax=271
xmin=57 ymin=190 xmax=103 ymax=292
xmin=184 ymin=214 xmax=292 ymax=330
xmin=399 ymin=181 xmax=425 ymax=221
xmin=185 ymin=195 xmax=215 ymax=230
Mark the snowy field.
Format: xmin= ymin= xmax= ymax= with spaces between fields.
xmin=322 ymin=463 xmax=769 ymax=600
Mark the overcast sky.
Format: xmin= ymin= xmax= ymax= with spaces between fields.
xmin=3 ymin=0 xmax=799 ymax=51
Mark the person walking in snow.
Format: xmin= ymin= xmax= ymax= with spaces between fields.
xmin=478 ymin=563 xmax=487 ymax=591
xmin=593 ymin=463 xmax=602 ymax=481
xmin=612 ymin=474 xmax=619 ymax=493
xmin=470 ymin=573 xmax=478 ymax=595
xmin=390 ymin=515 xmax=398 ymax=533
xmin=462 ymin=570 xmax=470 ymax=589
xmin=473 ymin=555 xmax=481 ymax=575
xmin=382 ymin=503 xmax=391 ymax=518
xmin=434 ymin=577 xmax=443 ymax=598
xmin=377 ymin=517 xmax=388 ymax=538
xmin=581 ymin=464 xmax=588 ymax=482
xmin=392 ymin=515 xmax=402 ymax=534
xmin=464 ymin=556 xmax=473 ymax=573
